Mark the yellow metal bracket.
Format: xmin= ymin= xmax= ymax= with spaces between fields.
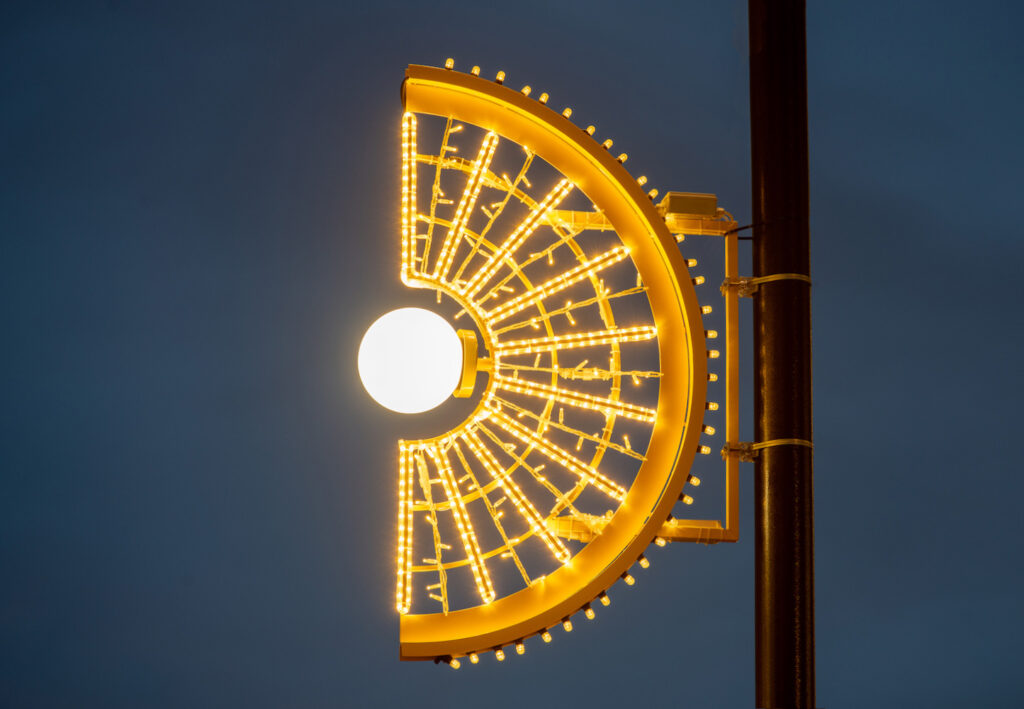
xmin=547 ymin=187 xmax=742 ymax=543
xmin=453 ymin=329 xmax=479 ymax=398
xmin=546 ymin=191 xmax=738 ymax=240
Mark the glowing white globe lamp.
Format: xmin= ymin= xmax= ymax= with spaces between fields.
xmin=358 ymin=307 xmax=465 ymax=414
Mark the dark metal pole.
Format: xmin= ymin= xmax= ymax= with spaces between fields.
xmin=748 ymin=1 xmax=815 ymax=708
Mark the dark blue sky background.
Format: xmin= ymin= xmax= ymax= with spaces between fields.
xmin=3 ymin=1 xmax=1023 ymax=707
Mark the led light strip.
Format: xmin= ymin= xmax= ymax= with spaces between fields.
xmin=493 ymin=373 xmax=656 ymax=423
xmin=462 ymin=178 xmax=573 ymax=297
xmin=496 ymin=324 xmax=657 ymax=357
xmin=396 ymin=443 xmax=415 ymax=614
xmin=427 ymin=445 xmax=496 ymax=605
xmin=400 ymin=113 xmax=418 ymax=283
xmin=484 ymin=406 xmax=627 ymax=500
xmin=461 ymin=429 xmax=571 ymax=563
xmin=432 ymin=131 xmax=499 ymax=281
xmin=484 ymin=246 xmax=629 ymax=324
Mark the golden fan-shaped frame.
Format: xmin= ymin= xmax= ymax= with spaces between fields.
xmin=397 ymin=63 xmax=707 ymax=662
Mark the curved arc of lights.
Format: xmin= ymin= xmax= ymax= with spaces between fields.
xmin=398 ymin=65 xmax=707 ymax=661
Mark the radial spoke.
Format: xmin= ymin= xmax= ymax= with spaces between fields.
xmin=414 ymin=449 xmax=449 ymax=613
xmin=463 ymin=178 xmax=574 ymax=297
xmin=461 ymin=429 xmax=571 ymax=563
xmin=426 ymin=445 xmax=496 ymax=605
xmin=485 ymin=406 xmax=627 ymax=500
xmin=493 ymin=373 xmax=656 ymax=423
xmin=432 ymin=131 xmax=499 ymax=282
xmin=449 ymin=440 xmax=532 ymax=585
xmin=484 ymin=246 xmax=630 ymax=324
xmin=496 ymin=324 xmax=656 ymax=357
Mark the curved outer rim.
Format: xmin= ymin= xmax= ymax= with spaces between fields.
xmin=399 ymin=64 xmax=707 ymax=660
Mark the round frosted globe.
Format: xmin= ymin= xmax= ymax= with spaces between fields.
xmin=358 ymin=308 xmax=463 ymax=414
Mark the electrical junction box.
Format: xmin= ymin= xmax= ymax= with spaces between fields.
xmin=658 ymin=192 xmax=719 ymax=217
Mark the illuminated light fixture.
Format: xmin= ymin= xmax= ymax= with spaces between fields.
xmin=382 ymin=62 xmax=739 ymax=665
xmin=358 ymin=308 xmax=465 ymax=414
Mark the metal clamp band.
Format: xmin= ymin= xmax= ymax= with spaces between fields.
xmin=721 ymin=438 xmax=814 ymax=462
xmin=720 ymin=273 xmax=812 ymax=298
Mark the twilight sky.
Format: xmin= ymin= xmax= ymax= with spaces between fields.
xmin=2 ymin=1 xmax=1023 ymax=707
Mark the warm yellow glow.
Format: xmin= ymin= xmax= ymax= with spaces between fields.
xmin=486 ymin=407 xmax=627 ymax=500
xmin=396 ymin=445 xmax=414 ymax=613
xmin=433 ymin=131 xmax=499 ymax=280
xmin=462 ymin=178 xmax=574 ymax=298
xmin=400 ymin=113 xmax=418 ymax=284
xmin=428 ymin=446 xmax=495 ymax=604
xmin=495 ymin=324 xmax=656 ymax=357
xmin=462 ymin=429 xmax=571 ymax=563
xmin=394 ymin=64 xmax=711 ymax=662
xmin=562 ymin=619 xmax=573 ymax=632
xmin=494 ymin=373 xmax=656 ymax=423
xmin=484 ymin=246 xmax=630 ymax=324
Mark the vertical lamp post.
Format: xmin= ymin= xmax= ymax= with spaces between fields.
xmin=749 ymin=1 xmax=816 ymax=708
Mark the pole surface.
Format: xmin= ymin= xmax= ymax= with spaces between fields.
xmin=748 ymin=1 xmax=815 ymax=708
